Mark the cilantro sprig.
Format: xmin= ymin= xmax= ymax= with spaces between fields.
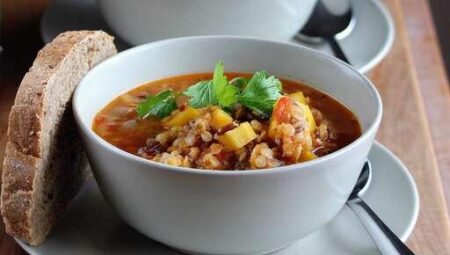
xmin=213 ymin=62 xmax=239 ymax=107
xmin=183 ymin=62 xmax=238 ymax=108
xmin=183 ymin=62 xmax=282 ymax=117
xmin=136 ymin=62 xmax=283 ymax=119
xmin=136 ymin=90 xmax=177 ymax=118
xmin=238 ymin=71 xmax=282 ymax=118
xmin=183 ymin=80 xmax=217 ymax=108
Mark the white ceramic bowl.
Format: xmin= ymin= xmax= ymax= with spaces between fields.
xmin=97 ymin=0 xmax=318 ymax=45
xmin=73 ymin=36 xmax=382 ymax=255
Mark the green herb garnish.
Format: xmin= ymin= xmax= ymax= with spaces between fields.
xmin=230 ymin=77 xmax=249 ymax=90
xmin=237 ymin=71 xmax=282 ymax=118
xmin=183 ymin=62 xmax=238 ymax=108
xmin=183 ymin=80 xmax=217 ymax=108
xmin=136 ymin=90 xmax=177 ymax=118
xmin=213 ymin=62 xmax=239 ymax=107
xmin=138 ymin=62 xmax=282 ymax=119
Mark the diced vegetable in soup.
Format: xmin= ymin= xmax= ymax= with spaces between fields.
xmin=93 ymin=62 xmax=361 ymax=170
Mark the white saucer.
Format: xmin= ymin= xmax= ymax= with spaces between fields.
xmin=41 ymin=0 xmax=394 ymax=74
xmin=16 ymin=142 xmax=418 ymax=255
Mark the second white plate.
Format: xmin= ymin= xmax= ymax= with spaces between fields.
xmin=17 ymin=142 xmax=418 ymax=255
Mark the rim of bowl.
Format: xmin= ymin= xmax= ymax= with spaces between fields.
xmin=73 ymin=35 xmax=383 ymax=176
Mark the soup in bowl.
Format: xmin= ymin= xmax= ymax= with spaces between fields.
xmin=93 ymin=63 xmax=361 ymax=170
xmin=73 ymin=36 xmax=382 ymax=255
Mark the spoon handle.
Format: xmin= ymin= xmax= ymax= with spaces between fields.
xmin=347 ymin=197 xmax=415 ymax=255
xmin=324 ymin=36 xmax=350 ymax=64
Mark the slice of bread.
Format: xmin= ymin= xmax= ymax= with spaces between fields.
xmin=1 ymin=31 xmax=117 ymax=245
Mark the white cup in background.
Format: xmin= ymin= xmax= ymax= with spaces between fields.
xmin=97 ymin=0 xmax=318 ymax=45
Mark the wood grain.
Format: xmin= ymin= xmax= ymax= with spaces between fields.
xmin=1 ymin=0 xmax=450 ymax=254
xmin=367 ymin=1 xmax=450 ymax=253
xmin=399 ymin=0 xmax=450 ymax=213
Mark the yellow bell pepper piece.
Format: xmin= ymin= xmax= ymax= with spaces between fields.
xmin=164 ymin=107 xmax=201 ymax=127
xmin=268 ymin=96 xmax=291 ymax=138
xmin=290 ymin=92 xmax=316 ymax=131
xmin=290 ymin=91 xmax=307 ymax=104
xmin=298 ymin=103 xmax=316 ymax=132
xmin=299 ymin=149 xmax=317 ymax=162
xmin=218 ymin=122 xmax=257 ymax=150
xmin=269 ymin=95 xmax=316 ymax=136
xmin=211 ymin=109 xmax=233 ymax=130
xmin=267 ymin=118 xmax=277 ymax=138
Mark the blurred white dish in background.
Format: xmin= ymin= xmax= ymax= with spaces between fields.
xmin=41 ymin=0 xmax=394 ymax=73
xmin=97 ymin=0 xmax=317 ymax=44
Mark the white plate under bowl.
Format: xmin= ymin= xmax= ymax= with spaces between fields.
xmin=40 ymin=0 xmax=394 ymax=74
xmin=16 ymin=142 xmax=419 ymax=255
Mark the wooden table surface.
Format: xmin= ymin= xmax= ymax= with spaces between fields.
xmin=1 ymin=0 xmax=450 ymax=254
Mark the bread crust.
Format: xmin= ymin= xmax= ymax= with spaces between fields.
xmin=1 ymin=31 xmax=117 ymax=245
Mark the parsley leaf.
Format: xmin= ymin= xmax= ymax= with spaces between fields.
xmin=183 ymin=80 xmax=218 ymax=108
xmin=183 ymin=62 xmax=237 ymax=108
xmin=182 ymin=62 xmax=282 ymax=117
xmin=136 ymin=90 xmax=177 ymax=118
xmin=213 ymin=62 xmax=238 ymax=107
xmin=213 ymin=61 xmax=228 ymax=95
xmin=230 ymin=77 xmax=249 ymax=90
xmin=237 ymin=71 xmax=282 ymax=118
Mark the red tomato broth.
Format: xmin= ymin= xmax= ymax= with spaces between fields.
xmin=92 ymin=72 xmax=361 ymax=169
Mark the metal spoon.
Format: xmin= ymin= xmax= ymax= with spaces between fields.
xmin=296 ymin=0 xmax=354 ymax=64
xmin=347 ymin=161 xmax=416 ymax=254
